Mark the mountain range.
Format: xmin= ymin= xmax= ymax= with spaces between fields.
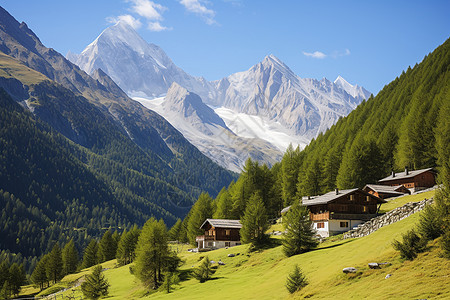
xmin=69 ymin=21 xmax=371 ymax=171
xmin=0 ymin=5 xmax=236 ymax=263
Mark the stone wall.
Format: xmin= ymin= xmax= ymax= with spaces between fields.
xmin=343 ymin=198 xmax=433 ymax=239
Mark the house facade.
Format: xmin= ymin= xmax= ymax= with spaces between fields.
xmin=300 ymin=188 xmax=385 ymax=238
xmin=196 ymin=219 xmax=242 ymax=250
xmin=363 ymin=184 xmax=410 ymax=199
xmin=377 ymin=167 xmax=436 ymax=191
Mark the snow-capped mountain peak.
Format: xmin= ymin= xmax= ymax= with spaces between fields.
xmin=334 ymin=75 xmax=371 ymax=99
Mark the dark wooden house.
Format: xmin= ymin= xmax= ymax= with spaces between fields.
xmin=378 ymin=167 xmax=436 ymax=191
xmin=363 ymin=184 xmax=411 ymax=199
xmin=283 ymin=188 xmax=386 ymax=237
xmin=196 ymin=219 xmax=242 ymax=250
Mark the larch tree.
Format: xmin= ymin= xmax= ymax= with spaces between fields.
xmin=81 ymin=265 xmax=109 ymax=299
xmin=240 ymin=192 xmax=269 ymax=248
xmin=282 ymin=201 xmax=318 ymax=257
xmin=46 ymin=244 xmax=63 ymax=284
xmin=82 ymin=240 xmax=99 ymax=269
xmin=134 ymin=218 xmax=173 ymax=289
xmin=62 ymin=239 xmax=78 ymax=275
xmin=186 ymin=193 xmax=213 ymax=246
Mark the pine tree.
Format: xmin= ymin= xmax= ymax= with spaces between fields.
xmin=98 ymin=230 xmax=116 ymax=262
xmin=116 ymin=226 xmax=140 ymax=266
xmin=186 ymin=193 xmax=213 ymax=246
xmin=134 ymin=218 xmax=172 ymax=289
xmin=82 ymin=240 xmax=99 ymax=269
xmin=240 ymin=192 xmax=269 ymax=248
xmin=193 ymin=256 xmax=215 ymax=283
xmin=31 ymin=256 xmax=48 ymax=290
xmin=46 ymin=244 xmax=63 ymax=284
xmin=62 ymin=239 xmax=78 ymax=275
xmin=8 ymin=263 xmax=26 ymax=296
xmin=81 ymin=265 xmax=109 ymax=300
xmin=280 ymin=144 xmax=302 ymax=207
xmin=0 ymin=261 xmax=9 ymax=290
xmin=285 ymin=264 xmax=308 ymax=294
xmin=213 ymin=187 xmax=233 ymax=219
xmin=168 ymin=219 xmax=182 ymax=241
xmin=159 ymin=272 xmax=180 ymax=293
xmin=282 ymin=202 xmax=318 ymax=257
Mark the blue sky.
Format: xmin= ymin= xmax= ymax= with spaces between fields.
xmin=1 ymin=0 xmax=449 ymax=94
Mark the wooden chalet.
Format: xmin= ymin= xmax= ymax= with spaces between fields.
xmin=378 ymin=167 xmax=436 ymax=192
xmin=196 ymin=219 xmax=242 ymax=250
xmin=363 ymin=184 xmax=410 ymax=199
xmin=283 ymin=188 xmax=386 ymax=238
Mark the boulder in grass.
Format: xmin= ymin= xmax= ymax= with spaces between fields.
xmin=227 ymin=253 xmax=235 ymax=257
xmin=368 ymin=263 xmax=380 ymax=269
xmin=218 ymin=260 xmax=225 ymax=265
xmin=343 ymin=267 xmax=357 ymax=273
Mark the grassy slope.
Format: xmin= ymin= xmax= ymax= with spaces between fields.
xmin=0 ymin=52 xmax=48 ymax=85
xmin=33 ymin=190 xmax=449 ymax=299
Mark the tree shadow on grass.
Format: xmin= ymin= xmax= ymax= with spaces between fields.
xmin=313 ymin=239 xmax=355 ymax=251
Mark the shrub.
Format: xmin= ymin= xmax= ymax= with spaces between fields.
xmin=392 ymin=229 xmax=427 ymax=260
xmin=418 ymin=205 xmax=443 ymax=240
xmin=81 ymin=265 xmax=109 ymax=299
xmin=286 ymin=264 xmax=308 ymax=294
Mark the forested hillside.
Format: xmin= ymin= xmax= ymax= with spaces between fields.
xmin=0 ymin=7 xmax=236 ymax=273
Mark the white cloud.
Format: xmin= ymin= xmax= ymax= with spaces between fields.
xmin=303 ymin=51 xmax=327 ymax=59
xmin=107 ymin=14 xmax=142 ymax=29
xmin=148 ymin=21 xmax=171 ymax=32
xmin=128 ymin=0 xmax=167 ymax=21
xmin=303 ymin=49 xmax=351 ymax=59
xmin=179 ymin=0 xmax=216 ymax=25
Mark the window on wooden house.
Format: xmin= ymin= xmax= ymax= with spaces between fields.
xmin=363 ymin=206 xmax=369 ymax=213
xmin=340 ymin=222 xmax=349 ymax=228
xmin=366 ymin=195 xmax=370 ymax=202
xmin=350 ymin=194 xmax=355 ymax=201
xmin=225 ymin=242 xmax=230 ymax=247
xmin=225 ymin=229 xmax=230 ymax=236
xmin=317 ymin=222 xmax=325 ymax=228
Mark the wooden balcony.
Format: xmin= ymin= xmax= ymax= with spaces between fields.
xmin=310 ymin=212 xmax=330 ymax=221
xmin=196 ymin=235 xmax=215 ymax=242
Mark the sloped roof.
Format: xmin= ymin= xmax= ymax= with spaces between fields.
xmin=363 ymin=184 xmax=407 ymax=195
xmin=301 ymin=188 xmax=359 ymax=206
xmin=378 ymin=168 xmax=434 ymax=183
xmin=200 ymin=219 xmax=242 ymax=230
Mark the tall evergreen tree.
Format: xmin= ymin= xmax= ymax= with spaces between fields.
xmin=240 ymin=192 xmax=269 ymax=248
xmin=282 ymin=202 xmax=318 ymax=257
xmin=186 ymin=193 xmax=213 ymax=246
xmin=116 ymin=226 xmax=140 ymax=266
xmin=82 ymin=240 xmax=99 ymax=269
xmin=134 ymin=218 xmax=173 ymax=289
xmin=167 ymin=219 xmax=183 ymax=241
xmin=7 ymin=263 xmax=26 ymax=297
xmin=62 ymin=239 xmax=78 ymax=275
xmin=280 ymin=144 xmax=302 ymax=207
xmin=81 ymin=265 xmax=109 ymax=300
xmin=213 ymin=187 xmax=233 ymax=219
xmin=31 ymin=256 xmax=48 ymax=290
xmin=46 ymin=244 xmax=63 ymax=284
xmin=98 ymin=230 xmax=117 ymax=262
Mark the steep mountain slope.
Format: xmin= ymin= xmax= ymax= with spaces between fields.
xmin=0 ymin=6 xmax=237 ymax=269
xmin=137 ymin=83 xmax=283 ymax=171
xmin=0 ymin=5 xmax=235 ymax=198
xmin=211 ymin=54 xmax=371 ymax=139
xmin=68 ymin=21 xmax=211 ymax=98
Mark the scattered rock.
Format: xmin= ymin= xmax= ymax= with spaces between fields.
xmin=227 ymin=253 xmax=235 ymax=257
xmin=385 ymin=274 xmax=392 ymax=279
xmin=210 ymin=260 xmax=216 ymax=264
xmin=368 ymin=263 xmax=380 ymax=269
xmin=218 ymin=260 xmax=225 ymax=265
xmin=343 ymin=267 xmax=357 ymax=273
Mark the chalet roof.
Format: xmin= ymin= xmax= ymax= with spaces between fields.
xmin=200 ymin=219 xmax=242 ymax=230
xmin=378 ymin=168 xmax=434 ymax=183
xmin=363 ymin=184 xmax=407 ymax=195
xmin=301 ymin=188 xmax=359 ymax=206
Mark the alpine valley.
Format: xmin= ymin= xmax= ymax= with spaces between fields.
xmin=69 ymin=21 xmax=371 ymax=172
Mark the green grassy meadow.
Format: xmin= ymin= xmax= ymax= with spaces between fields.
xmin=27 ymin=190 xmax=449 ymax=300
